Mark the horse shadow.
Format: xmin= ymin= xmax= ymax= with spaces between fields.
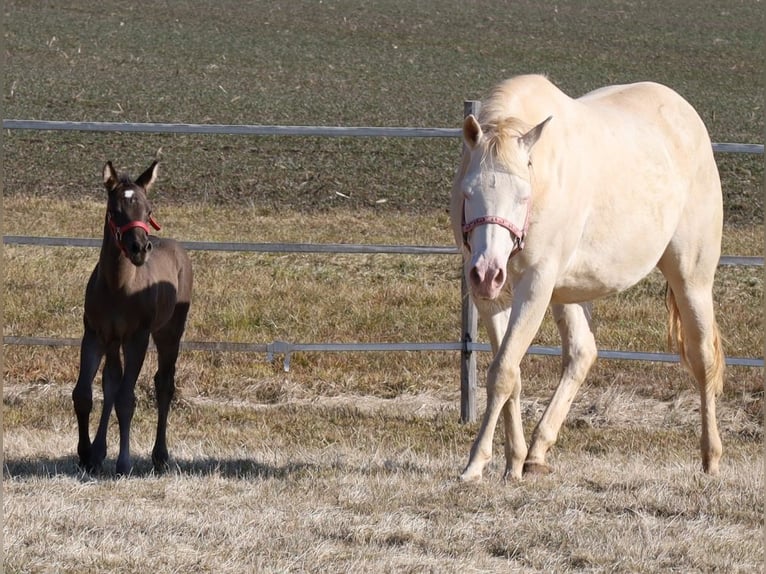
xmin=3 ymin=454 xmax=319 ymax=482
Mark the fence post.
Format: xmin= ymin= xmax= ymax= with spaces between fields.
xmin=460 ymin=100 xmax=481 ymax=424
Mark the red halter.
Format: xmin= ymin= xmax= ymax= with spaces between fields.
xmin=106 ymin=211 xmax=161 ymax=255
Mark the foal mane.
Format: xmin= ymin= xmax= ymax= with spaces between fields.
xmin=114 ymin=173 xmax=139 ymax=187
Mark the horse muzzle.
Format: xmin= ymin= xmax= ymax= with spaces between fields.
xmin=126 ymin=237 xmax=153 ymax=266
xmin=467 ymin=254 xmax=507 ymax=300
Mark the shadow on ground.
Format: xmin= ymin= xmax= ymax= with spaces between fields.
xmin=3 ymin=453 xmax=429 ymax=481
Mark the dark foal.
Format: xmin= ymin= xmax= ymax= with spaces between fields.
xmin=72 ymin=160 xmax=193 ymax=475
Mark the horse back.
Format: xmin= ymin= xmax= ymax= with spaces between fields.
xmin=576 ymin=81 xmax=722 ymax=231
xmin=579 ymin=81 xmax=716 ymax=169
xmin=522 ymin=79 xmax=721 ymax=301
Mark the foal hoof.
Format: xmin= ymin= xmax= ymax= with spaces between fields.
xmin=523 ymin=461 xmax=553 ymax=476
xmin=77 ymin=452 xmax=102 ymax=474
xmin=78 ymin=459 xmax=101 ymax=475
xmin=152 ymin=448 xmax=170 ymax=474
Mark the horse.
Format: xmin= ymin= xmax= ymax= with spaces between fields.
xmin=451 ymin=74 xmax=724 ymax=481
xmin=72 ymin=160 xmax=193 ymax=475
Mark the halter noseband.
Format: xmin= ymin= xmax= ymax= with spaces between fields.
xmin=107 ymin=211 xmax=161 ymax=255
xmin=461 ymin=201 xmax=530 ymax=256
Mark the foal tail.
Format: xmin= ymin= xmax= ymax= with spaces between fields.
xmin=666 ymin=285 xmax=724 ymax=396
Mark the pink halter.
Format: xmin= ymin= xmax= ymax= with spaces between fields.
xmin=461 ymin=199 xmax=530 ymax=255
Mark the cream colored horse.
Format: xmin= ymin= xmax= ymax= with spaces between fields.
xmin=451 ymin=74 xmax=724 ymax=481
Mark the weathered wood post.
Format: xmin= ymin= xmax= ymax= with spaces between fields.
xmin=460 ymin=99 xmax=480 ymax=424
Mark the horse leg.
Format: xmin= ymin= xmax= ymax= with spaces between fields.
xmin=114 ymin=331 xmax=150 ymax=476
xmin=476 ymin=300 xmax=512 ymax=354
xmin=525 ymin=302 xmax=597 ymax=474
xmin=499 ymin=381 xmax=527 ymax=481
xmin=665 ymin=282 xmax=724 ymax=474
xmin=480 ymin=305 xmax=529 ymax=481
xmin=72 ymin=327 xmax=104 ymax=471
xmin=461 ymin=273 xmax=553 ymax=482
xmin=481 ymin=305 xmax=525 ymax=482
xmin=459 ymin=301 xmax=511 ymax=482
xmin=91 ymin=344 xmax=122 ymax=472
xmin=150 ymin=327 xmax=184 ymax=473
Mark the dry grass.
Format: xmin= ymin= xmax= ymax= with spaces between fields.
xmin=4 ymin=379 xmax=763 ymax=573
xmin=4 ymin=200 xmax=763 ymax=572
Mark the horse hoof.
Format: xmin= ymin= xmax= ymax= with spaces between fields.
xmin=703 ymin=463 xmax=720 ymax=476
xmin=459 ymin=467 xmax=483 ymax=483
xmin=502 ymin=468 xmax=523 ymax=482
xmin=116 ymin=459 xmax=133 ymax=477
xmin=152 ymin=448 xmax=170 ymax=474
xmin=523 ymin=461 xmax=553 ymax=476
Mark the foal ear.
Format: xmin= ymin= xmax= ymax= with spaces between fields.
xmin=519 ymin=115 xmax=552 ymax=153
xmin=462 ymin=115 xmax=483 ymax=149
xmin=135 ymin=160 xmax=159 ymax=191
xmin=103 ymin=161 xmax=120 ymax=191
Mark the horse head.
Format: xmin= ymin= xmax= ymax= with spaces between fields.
xmin=456 ymin=114 xmax=551 ymax=300
xmin=103 ymin=160 xmax=162 ymax=266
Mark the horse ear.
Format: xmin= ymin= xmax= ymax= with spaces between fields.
xmin=463 ymin=115 xmax=483 ymax=149
xmin=520 ymin=115 xmax=552 ymax=153
xmin=103 ymin=161 xmax=119 ymax=191
xmin=136 ymin=160 xmax=159 ymax=191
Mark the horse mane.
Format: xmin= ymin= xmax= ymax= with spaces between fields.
xmin=477 ymin=117 xmax=534 ymax=173
xmin=116 ymin=173 xmax=135 ymax=186
xmin=476 ymin=75 xmax=555 ymax=173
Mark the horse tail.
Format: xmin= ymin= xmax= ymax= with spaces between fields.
xmin=665 ymin=284 xmax=724 ymax=396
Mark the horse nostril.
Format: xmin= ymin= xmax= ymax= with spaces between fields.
xmin=469 ymin=266 xmax=483 ymax=287
xmin=145 ymin=241 xmax=153 ymax=253
xmin=130 ymin=242 xmax=141 ymax=255
xmin=492 ymin=267 xmax=505 ymax=288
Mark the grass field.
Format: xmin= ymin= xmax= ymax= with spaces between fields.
xmin=3 ymin=1 xmax=763 ymax=572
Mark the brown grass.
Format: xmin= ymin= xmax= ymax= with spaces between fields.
xmin=4 ymin=378 xmax=763 ymax=573
xmin=4 ymin=199 xmax=763 ymax=572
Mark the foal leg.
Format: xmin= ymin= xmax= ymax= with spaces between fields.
xmin=72 ymin=327 xmax=104 ymax=470
xmin=91 ymin=344 xmax=122 ymax=471
xmin=115 ymin=331 xmax=151 ymax=476
xmin=150 ymin=329 xmax=183 ymax=473
xmin=525 ymin=303 xmax=597 ymax=474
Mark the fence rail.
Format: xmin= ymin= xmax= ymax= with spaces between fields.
xmin=4 ymin=115 xmax=763 ymax=422
xmin=3 ymin=235 xmax=763 ymax=266
xmin=4 ymin=336 xmax=762 ymax=371
xmin=3 ymin=119 xmax=764 ymax=155
xmin=4 ymin=235 xmax=763 ymax=371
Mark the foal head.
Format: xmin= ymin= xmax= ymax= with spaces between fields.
xmin=103 ymin=160 xmax=162 ymax=266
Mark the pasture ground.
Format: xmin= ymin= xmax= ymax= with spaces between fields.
xmin=4 ymin=1 xmax=763 ymax=572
